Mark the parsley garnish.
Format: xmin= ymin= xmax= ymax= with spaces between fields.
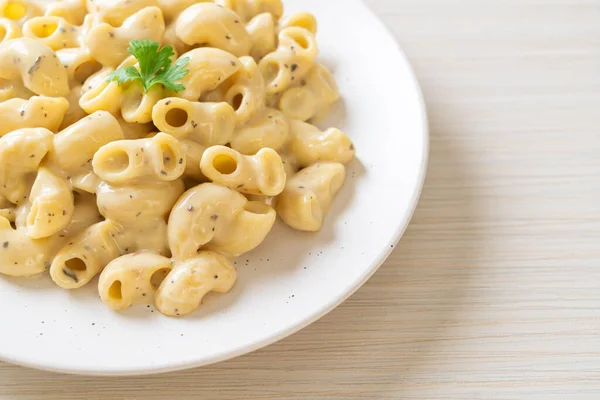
xmin=106 ymin=40 xmax=190 ymax=93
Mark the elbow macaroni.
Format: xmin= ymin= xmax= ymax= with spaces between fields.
xmin=0 ymin=0 xmax=356 ymax=318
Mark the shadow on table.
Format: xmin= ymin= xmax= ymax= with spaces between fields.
xmin=0 ymin=95 xmax=483 ymax=398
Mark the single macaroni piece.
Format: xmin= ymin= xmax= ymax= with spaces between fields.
xmin=230 ymin=108 xmax=289 ymax=155
xmin=22 ymin=15 xmax=86 ymax=50
xmin=278 ymin=12 xmax=317 ymax=34
xmin=203 ymin=199 xmax=275 ymax=257
xmin=99 ymin=252 xmax=174 ymax=310
xmin=121 ymin=82 xmax=168 ymax=123
xmin=93 ymin=132 xmax=186 ymax=184
xmin=0 ymin=95 xmax=69 ymax=136
xmin=86 ymin=0 xmax=159 ymax=26
xmin=26 ymin=167 xmax=74 ymax=239
xmin=42 ymin=0 xmax=87 ymax=25
xmin=56 ymin=47 xmax=102 ymax=85
xmin=215 ymin=0 xmax=283 ymax=23
xmin=48 ymin=111 xmax=124 ymax=193
xmin=200 ymin=145 xmax=286 ymax=196
xmin=155 ymin=251 xmax=236 ymax=317
xmin=86 ymin=6 xmax=165 ymax=68
xmin=60 ymin=85 xmax=87 ymax=129
xmin=0 ymin=127 xmax=53 ymax=204
xmin=287 ymin=120 xmax=355 ymax=167
xmin=279 ymin=64 xmax=339 ymax=122
xmin=50 ymin=219 xmax=122 ymax=289
xmin=259 ymin=27 xmax=318 ymax=94
xmin=152 ymin=97 xmax=236 ymax=145
xmin=80 ymin=61 xmax=133 ymax=115
xmin=276 ymin=162 xmax=346 ymax=232
xmin=246 ymin=12 xmax=276 ymax=61
xmin=176 ymin=3 xmax=251 ymax=57
xmin=0 ymin=38 xmax=70 ymax=96
xmin=96 ymin=179 xmax=184 ymax=225
xmin=176 ymin=47 xmax=240 ymax=101
xmin=0 ymin=215 xmax=64 ymax=277
xmin=0 ymin=18 xmax=22 ymax=44
xmin=168 ymin=183 xmax=276 ymax=259
xmin=215 ymin=55 xmax=265 ymax=126
xmin=0 ymin=0 xmax=42 ymax=25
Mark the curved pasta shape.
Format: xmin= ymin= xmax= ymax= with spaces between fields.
xmin=0 ymin=0 xmax=42 ymax=24
xmin=168 ymin=182 xmax=246 ymax=260
xmin=99 ymin=252 xmax=173 ymax=310
xmin=121 ymin=82 xmax=167 ymax=123
xmin=80 ymin=66 xmax=123 ymax=115
xmin=42 ymin=0 xmax=87 ymax=25
xmin=204 ymin=200 xmax=275 ymax=257
xmin=0 ymin=38 xmax=69 ymax=96
xmin=86 ymin=0 xmax=159 ymax=26
xmin=278 ymin=12 xmax=317 ymax=34
xmin=56 ymin=47 xmax=102 ymax=85
xmin=176 ymin=47 xmax=240 ymax=101
xmin=230 ymin=107 xmax=289 ymax=155
xmin=93 ymin=132 xmax=186 ymax=184
xmin=155 ymin=251 xmax=236 ymax=317
xmin=216 ymin=0 xmax=283 ymax=23
xmin=276 ymin=162 xmax=345 ymax=232
xmin=168 ymin=182 xmax=276 ymax=259
xmin=152 ymin=97 xmax=236 ymax=145
xmin=86 ymin=6 xmax=165 ymax=68
xmin=246 ymin=12 xmax=275 ymax=61
xmin=200 ymin=145 xmax=286 ymax=196
xmin=50 ymin=220 xmax=122 ymax=289
xmin=60 ymin=85 xmax=86 ymax=129
xmin=0 ymin=95 xmax=69 ymax=136
xmin=26 ymin=167 xmax=74 ymax=239
xmin=0 ymin=216 xmax=63 ymax=277
xmin=96 ymin=179 xmax=184 ymax=224
xmin=219 ymin=55 xmax=265 ymax=126
xmin=287 ymin=120 xmax=355 ymax=167
xmin=259 ymin=27 xmax=317 ymax=94
xmin=49 ymin=111 xmax=124 ymax=174
xmin=0 ymin=18 xmax=21 ymax=44
xmin=0 ymin=127 xmax=53 ymax=204
xmin=279 ymin=64 xmax=339 ymax=122
xmin=22 ymin=15 xmax=83 ymax=50
xmin=176 ymin=3 xmax=250 ymax=57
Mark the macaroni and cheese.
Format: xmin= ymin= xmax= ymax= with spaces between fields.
xmin=0 ymin=0 xmax=355 ymax=317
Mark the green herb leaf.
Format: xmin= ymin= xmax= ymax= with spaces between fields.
xmin=106 ymin=40 xmax=190 ymax=93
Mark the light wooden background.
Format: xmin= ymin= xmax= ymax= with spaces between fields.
xmin=2 ymin=0 xmax=600 ymax=398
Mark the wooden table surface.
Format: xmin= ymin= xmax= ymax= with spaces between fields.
xmin=2 ymin=0 xmax=600 ymax=398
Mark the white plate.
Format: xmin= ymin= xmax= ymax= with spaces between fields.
xmin=0 ymin=0 xmax=428 ymax=375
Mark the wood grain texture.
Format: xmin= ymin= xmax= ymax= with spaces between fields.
xmin=2 ymin=0 xmax=600 ymax=398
